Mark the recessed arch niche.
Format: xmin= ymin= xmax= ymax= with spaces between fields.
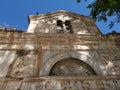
xmin=49 ymin=58 xmax=96 ymax=76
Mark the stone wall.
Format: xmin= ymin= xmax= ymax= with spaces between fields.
xmin=0 ymin=10 xmax=119 ymax=89
xmin=0 ymin=76 xmax=120 ymax=90
xmin=0 ymin=31 xmax=119 ymax=78
xmin=27 ymin=10 xmax=101 ymax=35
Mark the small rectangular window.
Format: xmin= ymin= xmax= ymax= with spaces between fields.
xmin=65 ymin=20 xmax=73 ymax=33
xmin=57 ymin=20 xmax=63 ymax=33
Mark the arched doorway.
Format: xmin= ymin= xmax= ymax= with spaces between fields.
xmin=49 ymin=58 xmax=96 ymax=76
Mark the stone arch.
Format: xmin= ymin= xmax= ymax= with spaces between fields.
xmin=49 ymin=58 xmax=96 ymax=76
xmin=39 ymin=52 xmax=102 ymax=76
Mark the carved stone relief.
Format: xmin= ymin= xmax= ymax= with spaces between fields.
xmin=49 ymin=58 xmax=96 ymax=76
xmin=20 ymin=78 xmax=120 ymax=90
xmin=10 ymin=55 xmax=37 ymax=78
xmin=100 ymin=52 xmax=120 ymax=75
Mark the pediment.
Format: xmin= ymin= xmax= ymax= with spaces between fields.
xmin=27 ymin=10 xmax=102 ymax=35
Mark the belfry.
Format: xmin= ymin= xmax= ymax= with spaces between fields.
xmin=0 ymin=10 xmax=119 ymax=90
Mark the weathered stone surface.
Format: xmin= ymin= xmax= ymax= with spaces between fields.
xmin=0 ymin=51 xmax=16 ymax=77
xmin=49 ymin=58 xmax=96 ymax=76
xmin=0 ymin=76 xmax=119 ymax=90
xmin=28 ymin=11 xmax=100 ymax=35
xmin=0 ymin=10 xmax=120 ymax=89
xmin=0 ymin=78 xmax=21 ymax=90
xmin=10 ymin=55 xmax=37 ymax=78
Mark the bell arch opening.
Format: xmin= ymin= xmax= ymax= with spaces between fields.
xmin=49 ymin=58 xmax=96 ymax=76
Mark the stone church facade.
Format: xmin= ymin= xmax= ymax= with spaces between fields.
xmin=0 ymin=10 xmax=119 ymax=90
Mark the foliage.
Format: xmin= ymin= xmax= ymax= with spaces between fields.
xmin=77 ymin=0 xmax=120 ymax=28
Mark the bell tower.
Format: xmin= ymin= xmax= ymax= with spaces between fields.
xmin=27 ymin=10 xmax=101 ymax=35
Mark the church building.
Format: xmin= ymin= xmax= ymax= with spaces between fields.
xmin=0 ymin=10 xmax=119 ymax=90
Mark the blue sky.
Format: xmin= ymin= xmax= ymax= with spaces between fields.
xmin=0 ymin=0 xmax=119 ymax=34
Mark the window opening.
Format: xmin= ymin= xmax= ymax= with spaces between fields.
xmin=65 ymin=20 xmax=73 ymax=33
xmin=57 ymin=20 xmax=63 ymax=33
